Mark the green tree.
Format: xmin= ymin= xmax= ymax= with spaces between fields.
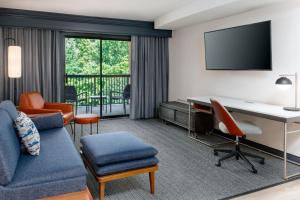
xmin=65 ymin=38 xmax=130 ymax=105
xmin=65 ymin=38 xmax=129 ymax=75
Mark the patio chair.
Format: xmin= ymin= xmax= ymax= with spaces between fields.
xmin=64 ymin=86 xmax=88 ymax=114
xmin=109 ymin=84 xmax=130 ymax=114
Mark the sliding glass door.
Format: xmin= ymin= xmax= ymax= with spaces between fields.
xmin=64 ymin=37 xmax=130 ymax=117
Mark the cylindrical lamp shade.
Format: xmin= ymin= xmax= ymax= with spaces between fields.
xmin=8 ymin=45 xmax=21 ymax=78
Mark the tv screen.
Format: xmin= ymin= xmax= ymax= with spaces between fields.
xmin=204 ymin=21 xmax=272 ymax=70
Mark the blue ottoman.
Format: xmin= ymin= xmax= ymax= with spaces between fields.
xmin=80 ymin=132 xmax=159 ymax=200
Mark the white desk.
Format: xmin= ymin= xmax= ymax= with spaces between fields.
xmin=187 ymin=96 xmax=300 ymax=179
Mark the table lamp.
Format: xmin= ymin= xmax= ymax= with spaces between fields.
xmin=275 ymin=73 xmax=300 ymax=111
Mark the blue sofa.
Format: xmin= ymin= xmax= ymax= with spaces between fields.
xmin=0 ymin=101 xmax=87 ymax=200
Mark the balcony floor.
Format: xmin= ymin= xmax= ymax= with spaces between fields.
xmin=76 ymin=104 xmax=130 ymax=117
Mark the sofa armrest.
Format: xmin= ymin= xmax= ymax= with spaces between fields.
xmin=31 ymin=113 xmax=64 ymax=131
xmin=19 ymin=108 xmax=62 ymax=114
xmin=44 ymin=102 xmax=73 ymax=113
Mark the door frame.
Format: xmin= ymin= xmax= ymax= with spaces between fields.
xmin=63 ymin=33 xmax=131 ymax=118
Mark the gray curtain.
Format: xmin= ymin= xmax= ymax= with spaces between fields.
xmin=130 ymin=36 xmax=169 ymax=119
xmin=0 ymin=27 xmax=64 ymax=104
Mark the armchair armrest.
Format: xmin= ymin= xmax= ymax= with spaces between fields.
xmin=77 ymin=92 xmax=88 ymax=103
xmin=44 ymin=102 xmax=73 ymax=113
xmin=109 ymin=91 xmax=122 ymax=98
xmin=19 ymin=108 xmax=62 ymax=114
xmin=78 ymin=91 xmax=88 ymax=97
xmin=110 ymin=91 xmax=122 ymax=94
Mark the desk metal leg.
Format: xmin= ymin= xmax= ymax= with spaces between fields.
xmin=283 ymin=122 xmax=300 ymax=179
xmin=284 ymin=122 xmax=287 ymax=179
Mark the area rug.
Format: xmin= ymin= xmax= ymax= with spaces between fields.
xmin=70 ymin=118 xmax=300 ymax=200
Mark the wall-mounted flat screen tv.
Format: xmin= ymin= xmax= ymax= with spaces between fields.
xmin=204 ymin=21 xmax=272 ymax=70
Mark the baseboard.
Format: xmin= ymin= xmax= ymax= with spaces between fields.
xmin=213 ymin=129 xmax=300 ymax=164
xmin=221 ymin=176 xmax=299 ymax=200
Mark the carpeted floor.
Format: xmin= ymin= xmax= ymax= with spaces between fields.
xmin=69 ymin=118 xmax=300 ymax=200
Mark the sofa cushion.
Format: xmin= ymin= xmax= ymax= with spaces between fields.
xmin=0 ymin=176 xmax=86 ymax=200
xmin=80 ymin=132 xmax=158 ymax=166
xmin=9 ymin=127 xmax=86 ymax=187
xmin=15 ymin=112 xmax=40 ymax=156
xmin=2 ymin=127 xmax=87 ymax=199
xmin=87 ymin=155 xmax=159 ymax=176
xmin=0 ymin=109 xmax=20 ymax=186
xmin=0 ymin=100 xmax=18 ymax=120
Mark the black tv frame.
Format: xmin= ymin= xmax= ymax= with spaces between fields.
xmin=204 ymin=21 xmax=272 ymax=71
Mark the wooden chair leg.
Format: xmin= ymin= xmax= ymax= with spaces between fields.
xmin=99 ymin=182 xmax=105 ymax=200
xmin=149 ymin=171 xmax=155 ymax=194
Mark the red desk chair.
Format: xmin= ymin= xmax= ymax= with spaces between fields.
xmin=210 ymin=99 xmax=265 ymax=173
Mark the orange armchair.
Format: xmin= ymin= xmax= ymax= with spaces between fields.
xmin=19 ymin=92 xmax=74 ymax=125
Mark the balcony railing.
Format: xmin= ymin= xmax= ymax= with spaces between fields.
xmin=65 ymin=74 xmax=130 ymax=105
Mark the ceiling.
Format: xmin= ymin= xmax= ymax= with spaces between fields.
xmin=155 ymin=0 xmax=288 ymax=29
xmin=0 ymin=0 xmax=289 ymax=30
xmin=0 ymin=0 xmax=195 ymax=21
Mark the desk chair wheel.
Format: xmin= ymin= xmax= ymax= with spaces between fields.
xmin=214 ymin=151 xmax=218 ymax=156
xmin=215 ymin=162 xmax=221 ymax=167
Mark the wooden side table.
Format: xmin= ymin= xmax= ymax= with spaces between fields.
xmin=74 ymin=114 xmax=99 ymax=141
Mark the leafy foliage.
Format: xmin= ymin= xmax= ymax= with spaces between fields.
xmin=65 ymin=38 xmax=130 ymax=106
xmin=65 ymin=38 xmax=130 ymax=75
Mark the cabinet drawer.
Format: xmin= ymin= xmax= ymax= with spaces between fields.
xmin=159 ymin=106 xmax=175 ymax=121
xmin=175 ymin=111 xmax=188 ymax=126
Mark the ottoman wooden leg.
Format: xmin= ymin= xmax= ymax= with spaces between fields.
xmin=149 ymin=171 xmax=155 ymax=194
xmin=99 ymin=182 xmax=105 ymax=200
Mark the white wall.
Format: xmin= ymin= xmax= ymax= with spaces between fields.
xmin=169 ymin=0 xmax=300 ymax=156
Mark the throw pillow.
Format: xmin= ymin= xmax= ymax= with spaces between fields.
xmin=31 ymin=113 xmax=64 ymax=131
xmin=15 ymin=112 xmax=40 ymax=155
